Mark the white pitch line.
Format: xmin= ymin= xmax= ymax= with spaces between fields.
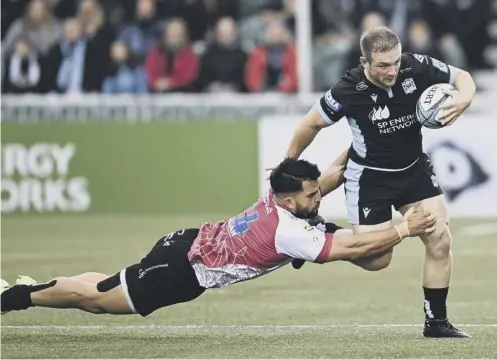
xmin=2 ymin=324 xmax=496 ymax=330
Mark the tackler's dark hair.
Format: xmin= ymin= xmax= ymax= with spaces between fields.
xmin=270 ymin=158 xmax=321 ymax=195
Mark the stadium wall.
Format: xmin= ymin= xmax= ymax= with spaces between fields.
xmin=1 ymin=122 xmax=258 ymax=215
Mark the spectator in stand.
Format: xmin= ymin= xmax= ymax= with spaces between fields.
xmin=145 ymin=18 xmax=199 ymax=93
xmin=344 ymin=11 xmax=386 ymax=71
xmin=78 ymin=0 xmax=115 ymax=92
xmin=45 ymin=18 xmax=87 ymax=93
xmin=245 ymin=20 xmax=297 ymax=93
xmin=239 ymin=1 xmax=286 ymax=50
xmin=43 ymin=0 xmax=79 ymax=20
xmin=154 ymin=0 xmax=239 ymax=43
xmin=200 ymin=17 xmax=247 ymax=93
xmin=422 ymin=0 xmax=492 ymax=70
xmin=2 ymin=0 xmax=30 ymax=40
xmin=102 ymin=41 xmax=149 ymax=94
xmin=119 ymin=0 xmax=159 ymax=65
xmin=405 ymin=19 xmax=445 ymax=61
xmin=2 ymin=0 xmax=62 ymax=58
xmin=2 ymin=39 xmax=43 ymax=93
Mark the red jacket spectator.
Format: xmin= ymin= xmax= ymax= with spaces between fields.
xmin=145 ymin=45 xmax=199 ymax=92
xmin=245 ymin=44 xmax=297 ymax=93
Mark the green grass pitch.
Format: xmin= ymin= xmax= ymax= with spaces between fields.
xmin=1 ymin=215 xmax=496 ymax=358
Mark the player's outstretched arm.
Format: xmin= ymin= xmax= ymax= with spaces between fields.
xmin=285 ymin=107 xmax=330 ymax=159
xmin=318 ymin=149 xmax=348 ymax=197
xmin=323 ymin=208 xmax=436 ymax=263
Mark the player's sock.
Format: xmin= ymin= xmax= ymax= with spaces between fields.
xmin=1 ymin=280 xmax=56 ymax=312
xmin=1 ymin=285 xmax=33 ymax=311
xmin=423 ymin=287 xmax=448 ymax=320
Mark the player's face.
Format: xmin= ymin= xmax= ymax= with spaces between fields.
xmin=291 ymin=180 xmax=322 ymax=219
xmin=363 ymin=45 xmax=402 ymax=88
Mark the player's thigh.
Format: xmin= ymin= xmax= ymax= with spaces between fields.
xmin=121 ymin=228 xmax=206 ymax=317
xmin=344 ymin=159 xmax=396 ymax=225
xmin=89 ymin=280 xmax=133 ymax=314
xmin=395 ymin=153 xmax=444 ymax=213
xmin=398 ymin=194 xmax=449 ymax=223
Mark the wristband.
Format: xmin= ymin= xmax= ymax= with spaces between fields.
xmin=394 ymin=225 xmax=404 ymax=240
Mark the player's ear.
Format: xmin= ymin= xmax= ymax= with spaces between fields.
xmin=360 ymin=56 xmax=368 ymax=67
xmin=282 ymin=195 xmax=296 ymax=211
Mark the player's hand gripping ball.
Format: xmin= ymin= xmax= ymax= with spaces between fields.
xmin=416 ymin=83 xmax=456 ymax=129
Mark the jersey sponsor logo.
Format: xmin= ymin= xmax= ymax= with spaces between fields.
xmin=138 ymin=264 xmax=169 ymax=279
xmin=356 ymin=82 xmax=368 ymax=91
xmin=368 ymin=105 xmax=390 ymax=121
xmin=370 ymin=93 xmax=378 ymax=103
xmin=376 ymin=112 xmax=417 ymax=134
xmin=401 ymin=78 xmax=417 ymax=94
xmin=400 ymin=67 xmax=412 ymax=73
xmin=431 ymin=58 xmax=449 ymax=73
xmin=414 ymin=54 xmax=425 ymax=63
xmin=324 ymin=90 xmax=342 ymax=112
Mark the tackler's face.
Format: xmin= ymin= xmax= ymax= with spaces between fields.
xmin=363 ymin=45 xmax=402 ymax=88
xmin=287 ymin=180 xmax=322 ymax=219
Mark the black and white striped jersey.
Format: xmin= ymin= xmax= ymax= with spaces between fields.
xmin=317 ymin=53 xmax=458 ymax=170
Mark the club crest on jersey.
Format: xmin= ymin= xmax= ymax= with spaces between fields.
xmin=402 ymin=78 xmax=417 ymax=94
xmin=369 ymin=105 xmax=390 ymax=121
xmin=356 ymin=82 xmax=368 ymax=91
xmin=414 ymin=54 xmax=425 ymax=63
xmin=324 ymin=90 xmax=342 ymax=112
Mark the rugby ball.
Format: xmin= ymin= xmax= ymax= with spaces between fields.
xmin=416 ymin=83 xmax=456 ymax=129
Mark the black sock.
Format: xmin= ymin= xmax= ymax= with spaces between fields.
xmin=1 ymin=280 xmax=56 ymax=312
xmin=1 ymin=285 xmax=33 ymax=311
xmin=423 ymin=287 xmax=448 ymax=320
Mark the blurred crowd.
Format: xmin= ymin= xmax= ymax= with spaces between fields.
xmin=1 ymin=0 xmax=494 ymax=94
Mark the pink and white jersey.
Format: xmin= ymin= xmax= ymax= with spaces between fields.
xmin=188 ymin=190 xmax=333 ymax=288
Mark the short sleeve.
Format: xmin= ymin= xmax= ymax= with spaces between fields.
xmin=315 ymin=84 xmax=348 ymax=125
xmin=407 ymin=53 xmax=458 ymax=87
xmin=274 ymin=208 xmax=332 ymax=264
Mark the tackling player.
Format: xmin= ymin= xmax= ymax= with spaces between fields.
xmin=1 ymin=158 xmax=436 ymax=317
xmin=283 ymin=26 xmax=476 ymax=338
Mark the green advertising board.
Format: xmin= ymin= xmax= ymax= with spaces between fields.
xmin=1 ymin=122 xmax=258 ymax=215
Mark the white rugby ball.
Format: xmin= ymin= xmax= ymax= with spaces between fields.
xmin=416 ymin=83 xmax=456 ymax=129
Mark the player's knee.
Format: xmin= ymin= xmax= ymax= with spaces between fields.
xmin=424 ymin=222 xmax=452 ymax=260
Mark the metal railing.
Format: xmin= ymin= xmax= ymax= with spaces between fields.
xmin=1 ymin=93 xmax=321 ymax=122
